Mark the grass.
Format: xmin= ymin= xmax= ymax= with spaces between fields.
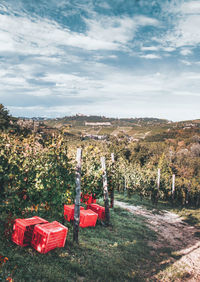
xmin=173 ymin=207 xmax=200 ymax=228
xmin=98 ymin=127 xmax=116 ymax=135
xmin=115 ymin=192 xmax=170 ymax=211
xmin=115 ymin=192 xmax=200 ymax=280
xmin=1 ymin=194 xmax=200 ymax=281
xmin=0 ymin=204 xmax=157 ymax=282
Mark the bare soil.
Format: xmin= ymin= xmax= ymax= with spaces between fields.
xmin=115 ymin=200 xmax=200 ymax=281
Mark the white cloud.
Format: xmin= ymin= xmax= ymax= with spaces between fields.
xmin=3 ymin=64 xmax=200 ymax=121
xmin=141 ymin=46 xmax=159 ymax=51
xmin=181 ymin=1 xmax=200 ymax=14
xmin=7 ymin=69 xmax=200 ymax=121
xmin=0 ymin=1 xmax=199 ymax=121
xmin=165 ymin=71 xmax=200 ymax=97
xmin=0 ymin=12 xmax=116 ymax=54
xmin=86 ymin=17 xmax=135 ymax=45
xmin=85 ymin=15 xmax=158 ymax=51
xmin=180 ymin=60 xmax=192 ymax=66
xmin=0 ymin=7 xmax=159 ymax=55
xmin=140 ymin=54 xmax=161 ymax=59
xmin=108 ymin=55 xmax=117 ymax=59
xmin=161 ymin=47 xmax=175 ymax=52
xmin=42 ymin=72 xmax=103 ymax=94
xmin=0 ymin=13 xmax=65 ymax=55
xmin=173 ymin=15 xmax=200 ymax=47
xmin=141 ymin=45 xmax=175 ymax=53
xmin=162 ymin=1 xmax=200 ymax=48
xmin=180 ymin=48 xmax=192 ymax=55
xmin=97 ymin=2 xmax=111 ymax=10
xmin=93 ymin=54 xmax=117 ymax=61
xmin=136 ymin=16 xmax=158 ymax=26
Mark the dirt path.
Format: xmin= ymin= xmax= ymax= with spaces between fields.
xmin=115 ymin=200 xmax=200 ymax=281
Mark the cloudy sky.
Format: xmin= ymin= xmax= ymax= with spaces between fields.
xmin=0 ymin=0 xmax=200 ymax=121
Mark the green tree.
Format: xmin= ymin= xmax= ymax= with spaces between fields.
xmin=0 ymin=104 xmax=11 ymax=129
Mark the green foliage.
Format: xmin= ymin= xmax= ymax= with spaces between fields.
xmin=0 ymin=104 xmax=11 ymax=129
xmin=1 ymin=120 xmax=200 ymax=219
xmin=0 ymin=104 xmax=27 ymax=134
xmin=81 ymin=145 xmax=103 ymax=198
xmin=0 ymin=133 xmax=75 ymax=217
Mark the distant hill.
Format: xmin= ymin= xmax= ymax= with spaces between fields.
xmin=1 ymin=104 xmax=199 ymax=142
xmin=45 ymin=115 xmax=169 ymax=128
xmin=42 ymin=115 xmax=199 ymax=142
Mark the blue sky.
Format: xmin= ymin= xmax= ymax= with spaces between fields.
xmin=0 ymin=0 xmax=200 ymax=121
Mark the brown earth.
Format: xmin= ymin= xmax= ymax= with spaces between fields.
xmin=115 ymin=200 xmax=200 ymax=281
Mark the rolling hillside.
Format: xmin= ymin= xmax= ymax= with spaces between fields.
xmin=42 ymin=115 xmax=200 ymax=142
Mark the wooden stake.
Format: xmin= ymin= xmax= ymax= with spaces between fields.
xmin=73 ymin=148 xmax=82 ymax=243
xmin=101 ymin=156 xmax=110 ymax=226
xmin=124 ymin=176 xmax=127 ymax=193
xmin=172 ymin=174 xmax=175 ymax=199
xmin=111 ymin=153 xmax=115 ymax=163
xmin=110 ymin=153 xmax=115 ymax=208
xmin=157 ymin=168 xmax=161 ymax=190
xmin=153 ymin=168 xmax=161 ymax=205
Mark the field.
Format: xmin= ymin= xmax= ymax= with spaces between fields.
xmin=1 ymin=200 xmax=156 ymax=281
xmin=42 ymin=117 xmax=200 ymax=144
xmin=1 ymin=194 xmax=200 ymax=281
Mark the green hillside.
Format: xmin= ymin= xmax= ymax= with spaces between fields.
xmin=42 ymin=115 xmax=200 ymax=142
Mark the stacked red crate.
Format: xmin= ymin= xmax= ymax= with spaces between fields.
xmin=79 ymin=209 xmax=98 ymax=228
xmin=64 ymin=204 xmax=84 ymax=221
xmin=31 ymin=221 xmax=68 ymax=254
xmin=81 ymin=193 xmax=96 ymax=205
xmin=86 ymin=204 xmax=105 ymax=220
xmin=12 ymin=216 xmax=48 ymax=247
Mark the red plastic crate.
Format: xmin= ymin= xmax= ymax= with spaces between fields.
xmin=31 ymin=221 xmax=68 ymax=254
xmin=86 ymin=204 xmax=105 ymax=220
xmin=64 ymin=204 xmax=84 ymax=221
xmin=12 ymin=216 xmax=48 ymax=247
xmin=81 ymin=193 xmax=96 ymax=205
xmin=79 ymin=209 xmax=98 ymax=228
xmin=92 ymin=197 xmax=97 ymax=204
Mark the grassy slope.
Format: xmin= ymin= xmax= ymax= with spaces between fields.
xmin=115 ymin=193 xmax=200 ymax=280
xmin=43 ymin=116 xmax=200 ymax=142
xmin=0 ymin=204 xmax=156 ymax=282
xmin=1 ymin=195 xmax=200 ymax=281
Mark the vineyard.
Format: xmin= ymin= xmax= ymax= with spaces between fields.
xmin=1 ymin=130 xmax=200 ymax=219
xmin=1 ymin=111 xmax=200 ymax=281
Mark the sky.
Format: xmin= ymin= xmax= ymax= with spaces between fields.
xmin=0 ymin=0 xmax=200 ymax=121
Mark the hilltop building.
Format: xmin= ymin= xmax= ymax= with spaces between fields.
xmin=85 ymin=122 xmax=111 ymax=126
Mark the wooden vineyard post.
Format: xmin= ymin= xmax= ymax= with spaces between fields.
xmin=124 ymin=175 xmax=128 ymax=196
xmin=157 ymin=168 xmax=161 ymax=190
xmin=101 ymin=157 xmax=110 ymax=226
xmin=154 ymin=168 xmax=160 ymax=204
xmin=73 ymin=148 xmax=82 ymax=243
xmin=185 ymin=185 xmax=190 ymax=205
xmin=110 ymin=153 xmax=115 ymax=208
xmin=117 ymin=171 xmax=120 ymax=192
xmin=172 ymin=174 xmax=175 ymax=200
